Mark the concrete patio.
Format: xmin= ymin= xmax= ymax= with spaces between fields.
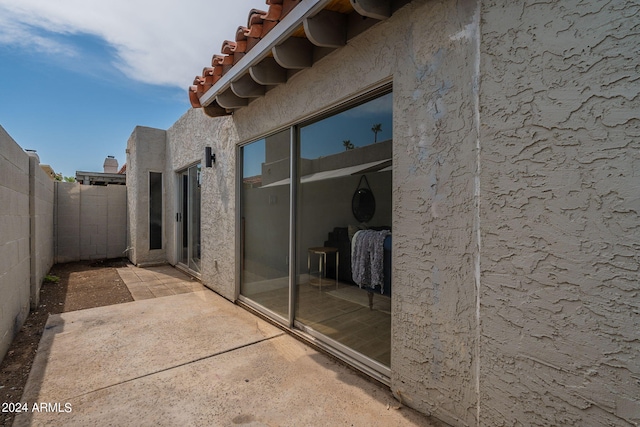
xmin=13 ymin=264 xmax=444 ymax=426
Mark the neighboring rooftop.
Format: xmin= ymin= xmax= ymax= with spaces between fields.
xmin=76 ymin=155 xmax=126 ymax=185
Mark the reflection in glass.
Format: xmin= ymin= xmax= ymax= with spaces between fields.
xmin=296 ymin=92 xmax=393 ymax=366
xmin=189 ymin=164 xmax=201 ymax=272
xmin=240 ymin=129 xmax=291 ymax=319
xmin=177 ymin=164 xmax=201 ymax=273
xmin=149 ymin=172 xmax=162 ymax=250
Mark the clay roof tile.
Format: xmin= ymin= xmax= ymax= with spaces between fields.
xmin=236 ymin=26 xmax=248 ymax=41
xmin=188 ymin=87 xmax=202 ymax=108
xmin=202 ymin=68 xmax=221 ymax=85
xmin=233 ymin=40 xmax=247 ymax=53
xmin=193 ymin=75 xmax=214 ymax=93
xmin=245 ymin=35 xmax=261 ymax=53
xmin=261 ymin=4 xmax=283 ymax=21
xmin=212 ymin=54 xmax=234 ymax=76
xmin=212 ymin=54 xmax=233 ymax=66
xmin=188 ymin=0 xmax=304 ymax=109
xmin=233 ymin=52 xmax=246 ymax=65
xmin=280 ymin=0 xmax=301 ymax=19
xmin=262 ymin=19 xmax=278 ymax=36
xmin=244 ymin=23 xmax=263 ymax=38
xmin=248 ymin=9 xmax=267 ymax=26
xmin=221 ymin=40 xmax=236 ymax=54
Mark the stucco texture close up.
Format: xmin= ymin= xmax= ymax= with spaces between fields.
xmin=479 ymin=0 xmax=640 ymax=425
xmin=166 ymin=111 xmax=238 ymax=301
xmin=390 ymin=0 xmax=480 ymax=425
xmin=126 ymin=126 xmax=167 ymax=266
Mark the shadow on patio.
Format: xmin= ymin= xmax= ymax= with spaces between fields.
xmin=12 ymin=262 xmax=445 ymax=427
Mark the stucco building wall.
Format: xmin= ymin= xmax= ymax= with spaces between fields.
xmin=165 ymin=112 xmax=238 ymax=299
xmin=199 ymin=0 xmax=480 ymax=424
xmin=479 ymin=1 xmax=640 ymax=425
xmin=126 ymin=126 xmax=167 ymax=266
xmin=124 ymin=0 xmax=638 ymax=425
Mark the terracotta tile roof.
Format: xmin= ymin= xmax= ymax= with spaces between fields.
xmin=189 ymin=0 xmax=395 ymax=114
xmin=243 ymin=175 xmax=263 ymax=187
xmin=188 ymin=0 xmax=298 ymax=109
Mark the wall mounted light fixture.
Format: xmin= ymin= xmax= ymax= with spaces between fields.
xmin=205 ymin=147 xmax=216 ymax=167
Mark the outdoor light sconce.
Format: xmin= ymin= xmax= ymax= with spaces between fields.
xmin=205 ymin=147 xmax=216 ymax=167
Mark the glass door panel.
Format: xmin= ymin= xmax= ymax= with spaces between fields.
xmin=178 ymin=172 xmax=188 ymax=265
xmin=240 ymin=129 xmax=290 ymax=319
xmin=177 ymin=164 xmax=201 ymax=274
xmin=189 ymin=165 xmax=202 ymax=272
xmin=295 ymin=92 xmax=393 ymax=366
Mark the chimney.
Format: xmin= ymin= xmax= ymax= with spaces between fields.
xmin=103 ymin=155 xmax=118 ymax=174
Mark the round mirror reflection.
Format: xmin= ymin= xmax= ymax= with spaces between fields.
xmin=352 ymin=188 xmax=376 ymax=223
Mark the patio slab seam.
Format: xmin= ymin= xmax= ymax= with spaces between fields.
xmin=65 ymin=332 xmax=285 ymax=402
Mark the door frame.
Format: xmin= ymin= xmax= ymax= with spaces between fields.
xmin=175 ymin=163 xmax=202 ymax=277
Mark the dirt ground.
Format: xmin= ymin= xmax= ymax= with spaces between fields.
xmin=0 ymin=258 xmax=133 ymax=427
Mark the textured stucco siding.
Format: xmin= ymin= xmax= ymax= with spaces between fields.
xmin=159 ymin=5 xmax=480 ymax=423
xmin=391 ymin=1 xmax=480 ymax=425
xmin=126 ymin=126 xmax=167 ymax=265
xmin=479 ymin=1 xmax=640 ymax=425
xmin=130 ymin=0 xmax=639 ymax=425
xmin=166 ymin=111 xmax=238 ymax=300
xmin=228 ymin=1 xmax=480 ymax=424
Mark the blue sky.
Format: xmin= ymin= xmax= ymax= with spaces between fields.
xmin=243 ymin=93 xmax=393 ymax=178
xmin=0 ymin=0 xmax=266 ymax=178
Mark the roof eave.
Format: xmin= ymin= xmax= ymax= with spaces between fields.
xmin=199 ymin=0 xmax=333 ymax=109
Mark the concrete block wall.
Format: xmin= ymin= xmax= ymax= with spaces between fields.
xmin=54 ymin=183 xmax=81 ymax=262
xmin=0 ymin=126 xmax=54 ymax=362
xmin=55 ymin=183 xmax=127 ymax=262
xmin=1 ymin=124 xmax=124 ymax=363
xmin=29 ymin=156 xmax=55 ymax=308
xmin=106 ymin=185 xmax=127 ymax=258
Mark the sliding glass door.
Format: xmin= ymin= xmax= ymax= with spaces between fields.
xmin=295 ymin=92 xmax=393 ymax=366
xmin=239 ymin=90 xmax=392 ymax=369
xmin=178 ymin=164 xmax=201 ymax=274
xmin=240 ymin=129 xmax=291 ymax=320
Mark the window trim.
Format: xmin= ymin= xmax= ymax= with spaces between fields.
xmin=148 ymin=171 xmax=163 ymax=251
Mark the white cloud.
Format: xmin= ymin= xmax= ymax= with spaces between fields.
xmin=0 ymin=0 xmax=267 ymax=89
xmin=0 ymin=14 xmax=77 ymax=56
